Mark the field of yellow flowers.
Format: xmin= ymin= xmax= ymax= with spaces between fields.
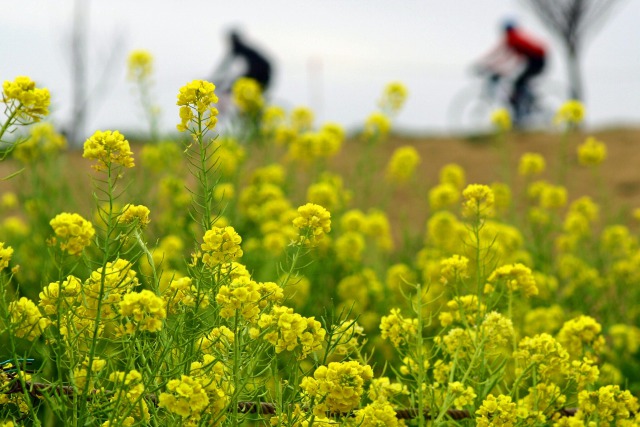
xmin=1 ymin=51 xmax=640 ymax=426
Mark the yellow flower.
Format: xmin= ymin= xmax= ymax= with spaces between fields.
xmin=127 ymin=49 xmax=153 ymax=81
xmin=292 ymin=203 xmax=331 ymax=246
xmin=448 ymin=381 xmax=477 ymax=408
xmin=476 ymin=394 xmax=518 ymax=427
xmin=354 ymin=400 xmax=402 ymax=427
xmin=513 ymin=333 xmax=570 ymax=379
xmin=487 ymin=263 xmax=538 ymax=297
xmin=518 ymin=152 xmax=546 ymax=176
xmin=118 ymin=204 xmax=151 ymax=228
xmin=380 ymin=308 xmax=418 ymax=347
xmin=201 ymin=226 xmax=243 ymax=266
xmin=378 ymin=81 xmax=408 ymax=114
xmin=119 ymin=290 xmax=167 ymax=333
xmin=176 ymin=80 xmax=218 ymax=132
xmin=555 ymin=99 xmax=585 ymax=126
xmin=429 ymin=183 xmax=460 ymax=211
xmin=13 ymin=122 xmax=67 ymax=163
xmin=215 ymin=276 xmax=262 ymax=322
xmin=386 ymin=145 xmax=421 ymax=184
xmin=577 ymin=136 xmax=607 ymax=166
xmin=439 ymin=163 xmax=466 ymax=190
xmin=439 ymin=255 xmax=469 ymax=285
xmin=491 ymin=108 xmax=511 ymax=132
xmin=363 ymin=111 xmax=391 ymax=140
xmin=8 ymin=297 xmax=50 ymax=341
xmin=83 ymin=130 xmax=135 ymax=171
xmin=557 ymin=315 xmax=606 ymax=358
xmin=257 ymin=305 xmax=326 ymax=359
xmin=2 ymin=76 xmax=50 ymax=122
xmin=49 ymin=212 xmax=95 ymax=256
xmin=0 ymin=242 xmax=13 ymax=270
xmin=461 ymin=184 xmax=495 ymax=218
xmin=38 ymin=275 xmax=82 ymax=316
xmin=290 ymin=106 xmax=315 ymax=132
xmin=300 ymin=361 xmax=373 ymax=416
xmin=158 ymin=375 xmax=210 ymax=422
xmin=232 ymin=77 xmax=264 ymax=113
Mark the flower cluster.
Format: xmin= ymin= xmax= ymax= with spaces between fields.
xmin=232 ymin=77 xmax=264 ymax=114
xmin=476 ymin=394 xmax=518 ymax=427
xmin=8 ymin=297 xmax=50 ymax=341
xmin=2 ymin=76 xmax=50 ymax=122
xmin=38 ymin=275 xmax=82 ymax=316
xmin=215 ymin=276 xmax=262 ymax=322
xmin=13 ymin=122 xmax=66 ymax=163
xmin=378 ymin=81 xmax=408 ymax=115
xmin=362 ymin=111 xmax=391 ymax=140
xmin=386 ymin=145 xmax=421 ymax=184
xmin=491 ymin=108 xmax=512 ymax=132
xmin=127 ymin=49 xmax=153 ymax=81
xmin=292 ymin=203 xmax=331 ymax=246
xmin=353 ymin=400 xmax=402 ymax=427
xmin=82 ymin=130 xmax=135 ymax=171
xmin=461 ymin=184 xmax=494 ymax=218
xmin=118 ymin=289 xmax=167 ymax=334
xmin=176 ymin=79 xmax=218 ymax=133
xmin=555 ymin=99 xmax=585 ymax=126
xmin=118 ymin=204 xmax=151 ymax=229
xmin=201 ymin=226 xmax=243 ymax=266
xmin=518 ymin=152 xmax=546 ymax=176
xmin=158 ymin=375 xmax=210 ymax=423
xmin=380 ymin=308 xmax=419 ymax=347
xmin=49 ymin=212 xmax=95 ymax=256
xmin=254 ymin=305 xmax=326 ymax=359
xmin=487 ymin=263 xmax=538 ymax=297
xmin=0 ymin=242 xmax=13 ymax=270
xmin=300 ymin=361 xmax=374 ymax=416
xmin=577 ymin=136 xmax=607 ymax=166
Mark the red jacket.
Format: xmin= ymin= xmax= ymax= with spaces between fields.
xmin=506 ymin=29 xmax=546 ymax=59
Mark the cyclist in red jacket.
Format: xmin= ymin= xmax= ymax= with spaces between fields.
xmin=477 ymin=20 xmax=547 ymax=124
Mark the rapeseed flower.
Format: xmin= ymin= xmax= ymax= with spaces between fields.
xmin=215 ymin=276 xmax=262 ymax=322
xmin=491 ymin=108 xmax=511 ymax=132
xmin=513 ymin=333 xmax=570 ymax=379
xmin=378 ymin=81 xmax=408 ymax=115
xmin=2 ymin=76 xmax=50 ymax=122
xmin=158 ymin=375 xmax=210 ymax=422
xmin=9 ymin=297 xmax=50 ymax=341
xmin=476 ymin=394 xmax=518 ymax=427
xmin=176 ymin=79 xmax=218 ymax=132
xmin=83 ymin=130 xmax=135 ymax=171
xmin=300 ymin=361 xmax=373 ymax=416
xmin=255 ymin=305 xmax=326 ymax=359
xmin=127 ymin=49 xmax=153 ymax=81
xmin=380 ymin=308 xmax=418 ymax=347
xmin=386 ymin=146 xmax=420 ymax=184
xmin=487 ymin=263 xmax=538 ymax=297
xmin=13 ymin=122 xmax=66 ymax=163
xmin=0 ymin=242 xmax=13 ymax=270
xmin=232 ymin=77 xmax=264 ymax=114
xmin=557 ymin=315 xmax=606 ymax=357
xmin=448 ymin=381 xmax=477 ymax=408
xmin=577 ymin=136 xmax=607 ymax=166
xmin=518 ymin=152 xmax=546 ymax=176
xmin=38 ymin=275 xmax=82 ymax=316
xmin=201 ymin=226 xmax=243 ymax=266
xmin=429 ymin=183 xmax=460 ymax=211
xmin=555 ymin=99 xmax=585 ymax=126
xmin=118 ymin=204 xmax=150 ymax=228
xmin=461 ymin=184 xmax=495 ymax=218
xmin=49 ymin=212 xmax=95 ymax=256
xmin=439 ymin=163 xmax=466 ymax=190
xmin=353 ymin=400 xmax=402 ymax=427
xmin=118 ymin=289 xmax=166 ymax=334
xmin=363 ymin=111 xmax=391 ymax=140
xmin=290 ymin=106 xmax=314 ymax=132
xmin=292 ymin=203 xmax=331 ymax=246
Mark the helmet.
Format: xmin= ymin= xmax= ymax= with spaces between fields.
xmin=502 ymin=19 xmax=517 ymax=33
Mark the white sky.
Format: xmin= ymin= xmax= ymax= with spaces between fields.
xmin=2 ymin=0 xmax=639 ymax=138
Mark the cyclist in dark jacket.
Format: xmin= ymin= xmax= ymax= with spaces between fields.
xmin=212 ymin=30 xmax=273 ymax=94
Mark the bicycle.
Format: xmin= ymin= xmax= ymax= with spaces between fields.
xmin=447 ymin=68 xmax=566 ymax=136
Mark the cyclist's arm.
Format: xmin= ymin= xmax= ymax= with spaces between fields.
xmin=474 ymin=44 xmax=519 ymax=76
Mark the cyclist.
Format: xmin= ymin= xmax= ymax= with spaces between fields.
xmin=475 ymin=19 xmax=547 ymax=125
xmin=211 ymin=29 xmax=274 ymax=95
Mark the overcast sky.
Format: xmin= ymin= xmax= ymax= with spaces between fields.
xmin=2 ymin=0 xmax=639 ymax=138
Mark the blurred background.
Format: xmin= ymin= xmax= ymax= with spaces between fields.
xmin=2 ymin=0 xmax=638 ymax=141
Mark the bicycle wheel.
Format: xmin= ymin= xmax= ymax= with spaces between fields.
xmin=447 ymin=85 xmax=501 ymax=137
